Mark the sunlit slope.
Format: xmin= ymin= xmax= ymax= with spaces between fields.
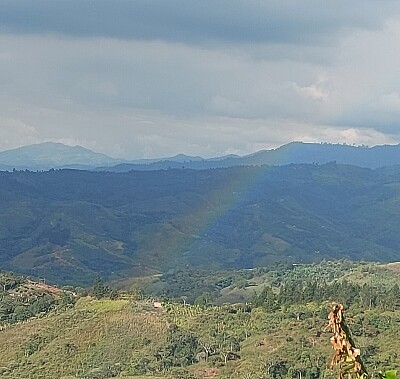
xmin=0 ymin=298 xmax=168 ymax=379
xmin=0 ymin=297 xmax=399 ymax=379
xmin=0 ymin=262 xmax=399 ymax=379
xmin=1 ymin=164 xmax=400 ymax=284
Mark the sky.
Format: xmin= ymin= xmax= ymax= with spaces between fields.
xmin=1 ymin=1 xmax=400 ymax=159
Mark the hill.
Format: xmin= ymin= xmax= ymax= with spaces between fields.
xmin=1 ymin=164 xmax=400 ymax=284
xmin=0 ymin=261 xmax=399 ymax=379
xmin=0 ymin=272 xmax=75 ymax=325
xmin=239 ymin=142 xmax=400 ymax=168
xmin=136 ymin=260 xmax=400 ymax=305
xmin=0 ymin=142 xmax=123 ymax=170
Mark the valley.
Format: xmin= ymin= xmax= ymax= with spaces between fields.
xmin=3 ymin=1 xmax=400 ymax=377
xmin=1 ymin=164 xmax=400 ymax=284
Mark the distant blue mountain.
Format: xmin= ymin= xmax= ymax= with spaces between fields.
xmin=235 ymin=142 xmax=400 ymax=168
xmin=0 ymin=143 xmax=210 ymax=170
xmin=0 ymin=142 xmax=123 ymax=170
xmin=98 ymin=142 xmax=400 ymax=171
xmin=1 ymin=141 xmax=400 ymax=171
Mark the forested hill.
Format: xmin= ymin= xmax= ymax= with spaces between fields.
xmin=1 ymin=163 xmax=400 ymax=284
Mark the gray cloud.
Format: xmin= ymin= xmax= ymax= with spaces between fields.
xmin=1 ymin=2 xmax=400 ymax=158
xmin=1 ymin=0 xmax=399 ymax=46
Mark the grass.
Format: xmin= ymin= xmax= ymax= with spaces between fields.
xmin=0 ymin=261 xmax=399 ymax=378
xmin=75 ymin=298 xmax=129 ymax=312
xmin=341 ymin=263 xmax=400 ymax=287
xmin=0 ymin=297 xmax=399 ymax=378
xmin=0 ymin=298 xmax=169 ymax=378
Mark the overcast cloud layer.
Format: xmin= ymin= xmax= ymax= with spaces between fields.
xmin=1 ymin=1 xmax=400 ymax=158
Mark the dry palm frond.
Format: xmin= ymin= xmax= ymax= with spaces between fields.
xmin=328 ymin=303 xmax=368 ymax=379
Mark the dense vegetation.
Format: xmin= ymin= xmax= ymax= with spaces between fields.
xmin=139 ymin=260 xmax=400 ymax=311
xmin=0 ymin=261 xmax=398 ymax=379
xmin=0 ymin=272 xmax=76 ymax=325
xmin=1 ymin=164 xmax=400 ymax=284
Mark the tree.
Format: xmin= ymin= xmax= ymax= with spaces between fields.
xmin=194 ymin=292 xmax=213 ymax=307
xmin=215 ymin=332 xmax=240 ymax=364
xmin=264 ymin=359 xmax=288 ymax=379
xmin=92 ymin=275 xmax=108 ymax=299
xmin=156 ymin=324 xmax=200 ymax=369
xmin=60 ymin=291 xmax=76 ymax=307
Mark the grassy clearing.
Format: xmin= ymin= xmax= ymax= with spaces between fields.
xmin=0 ymin=298 xmax=169 ymax=379
xmin=75 ymin=298 xmax=129 ymax=312
xmin=0 ymin=298 xmax=399 ymax=378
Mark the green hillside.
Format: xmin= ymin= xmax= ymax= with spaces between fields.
xmin=0 ymin=262 xmax=399 ymax=379
xmin=0 ymin=272 xmax=75 ymax=325
xmin=1 ymin=164 xmax=400 ymax=284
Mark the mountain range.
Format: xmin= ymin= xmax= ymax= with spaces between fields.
xmin=2 ymin=141 xmax=400 ymax=171
xmin=1 ymin=163 xmax=400 ymax=285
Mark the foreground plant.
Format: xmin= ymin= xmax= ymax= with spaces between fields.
xmin=328 ymin=303 xmax=397 ymax=379
xmin=328 ymin=303 xmax=368 ymax=379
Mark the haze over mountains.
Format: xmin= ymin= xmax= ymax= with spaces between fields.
xmin=2 ymin=141 xmax=400 ymax=171
xmin=0 ymin=142 xmax=123 ymax=171
xmin=1 ymin=141 xmax=400 ymax=285
xmin=1 ymin=163 xmax=400 ymax=285
xmin=104 ymin=142 xmax=400 ymax=172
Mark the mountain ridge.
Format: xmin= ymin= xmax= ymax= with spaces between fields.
xmin=2 ymin=141 xmax=400 ymax=171
xmin=1 ymin=163 xmax=400 ymax=285
xmin=98 ymin=141 xmax=400 ymax=171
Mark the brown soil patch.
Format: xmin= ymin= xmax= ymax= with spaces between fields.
xmin=28 ymin=281 xmax=63 ymax=295
xmin=385 ymin=262 xmax=400 ymax=272
xmin=196 ymin=367 xmax=219 ymax=379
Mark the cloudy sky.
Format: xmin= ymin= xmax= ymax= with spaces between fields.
xmin=1 ymin=1 xmax=400 ymax=158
